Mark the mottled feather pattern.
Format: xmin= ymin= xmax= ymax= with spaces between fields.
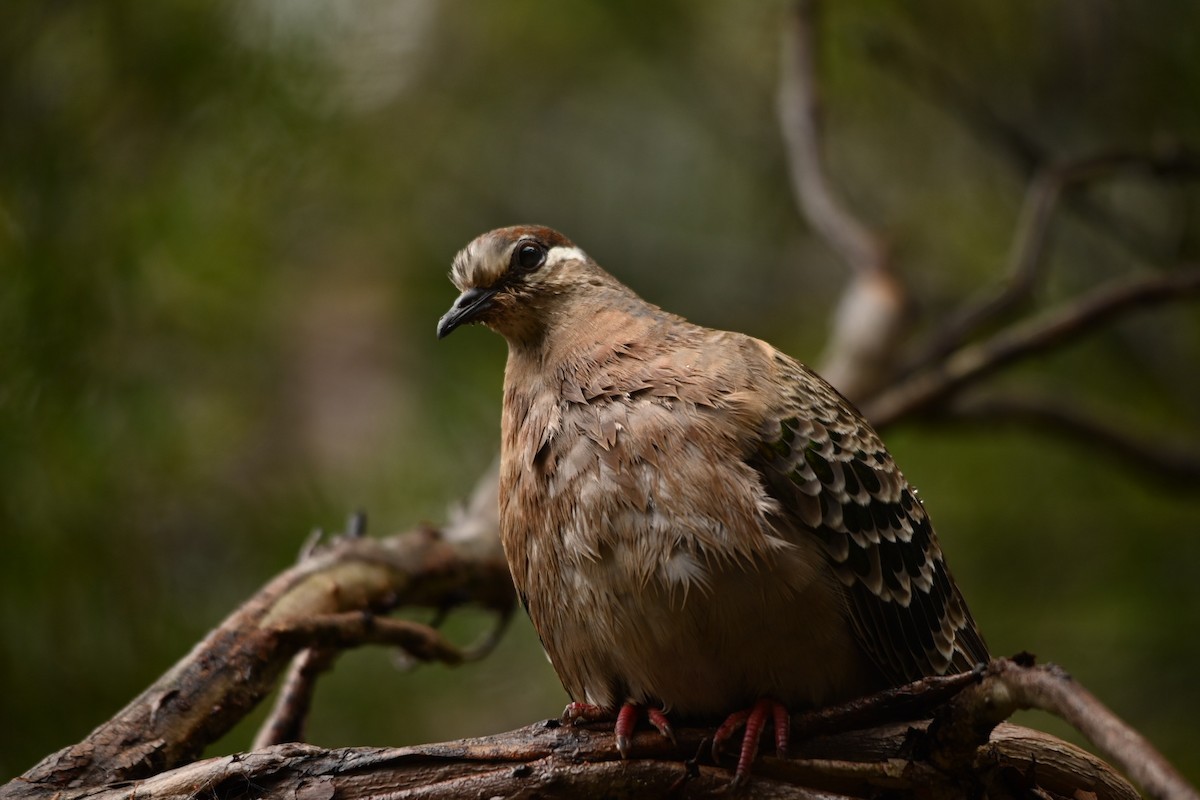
xmin=751 ymin=353 xmax=989 ymax=682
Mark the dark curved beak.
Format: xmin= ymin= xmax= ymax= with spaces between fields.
xmin=437 ymin=286 xmax=498 ymax=339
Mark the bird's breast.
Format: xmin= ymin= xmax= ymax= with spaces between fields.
xmin=495 ymin=357 xmax=875 ymax=712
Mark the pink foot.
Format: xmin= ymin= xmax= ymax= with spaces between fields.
xmin=563 ymin=701 xmax=676 ymax=759
xmin=646 ymin=707 xmax=676 ymax=744
xmin=712 ymin=698 xmax=790 ymax=782
xmin=563 ymin=701 xmax=607 ymax=722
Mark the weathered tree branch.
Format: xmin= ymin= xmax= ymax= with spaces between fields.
xmin=13 ymin=465 xmax=511 ymax=790
xmin=928 ymin=660 xmax=1200 ymax=800
xmin=0 ymin=676 xmax=1149 ymax=800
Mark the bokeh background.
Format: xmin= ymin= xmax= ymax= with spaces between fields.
xmin=3 ymin=0 xmax=1199 ymax=782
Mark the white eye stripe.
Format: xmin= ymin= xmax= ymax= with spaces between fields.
xmin=450 ymin=241 xmax=589 ymax=291
xmin=543 ymin=245 xmax=588 ymax=267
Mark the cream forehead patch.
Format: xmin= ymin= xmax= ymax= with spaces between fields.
xmin=544 ymin=245 xmax=588 ymax=267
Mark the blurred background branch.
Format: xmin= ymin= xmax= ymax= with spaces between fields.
xmin=779 ymin=0 xmax=905 ymax=402
xmin=907 ymin=150 xmax=1200 ymax=375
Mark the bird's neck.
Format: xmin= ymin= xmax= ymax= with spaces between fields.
xmin=499 ymin=287 xmax=678 ymax=484
xmin=505 ymin=285 xmax=676 ymax=388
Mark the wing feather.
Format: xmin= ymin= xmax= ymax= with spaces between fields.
xmin=750 ymin=356 xmax=989 ymax=684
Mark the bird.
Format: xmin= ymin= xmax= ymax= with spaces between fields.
xmin=437 ymin=225 xmax=989 ymax=780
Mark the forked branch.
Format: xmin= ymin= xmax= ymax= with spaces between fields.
xmin=865 ymin=267 xmax=1200 ymax=427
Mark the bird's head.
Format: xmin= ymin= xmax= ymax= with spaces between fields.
xmin=436 ymin=225 xmax=596 ymax=342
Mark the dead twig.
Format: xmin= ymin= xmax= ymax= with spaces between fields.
xmin=253 ymin=647 xmax=334 ymax=748
xmin=865 ymin=267 xmax=1200 ymax=427
xmin=909 ymin=151 xmax=1200 ymax=374
xmin=789 ymin=667 xmax=983 ymax=740
xmin=942 ymin=393 xmax=1200 ymax=486
xmin=273 ymin=611 xmax=467 ymax=664
xmin=779 ymin=0 xmax=886 ymax=275
xmin=779 ymin=0 xmax=905 ymax=404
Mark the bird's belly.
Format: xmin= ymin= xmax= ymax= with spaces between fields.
xmin=536 ymin=546 xmax=877 ymax=718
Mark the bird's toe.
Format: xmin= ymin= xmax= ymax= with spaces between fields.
xmin=713 ymin=698 xmax=791 ymax=782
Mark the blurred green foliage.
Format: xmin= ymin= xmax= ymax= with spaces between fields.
xmin=2 ymin=0 xmax=1199 ymax=782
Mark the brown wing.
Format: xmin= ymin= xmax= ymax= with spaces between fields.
xmin=749 ymin=356 xmax=989 ymax=684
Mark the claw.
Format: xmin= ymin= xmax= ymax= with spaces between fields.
xmin=711 ymin=708 xmax=750 ymax=761
xmin=614 ymin=702 xmax=638 ymax=758
xmin=772 ymin=701 xmax=790 ymax=758
xmin=563 ymin=701 xmax=607 ymax=723
xmin=647 ymin=707 xmax=676 ymax=745
xmin=713 ymin=698 xmax=791 ymax=784
xmin=564 ymin=701 xmax=676 ymax=759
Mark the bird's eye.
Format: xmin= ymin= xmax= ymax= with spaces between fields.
xmin=513 ymin=242 xmax=546 ymax=271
